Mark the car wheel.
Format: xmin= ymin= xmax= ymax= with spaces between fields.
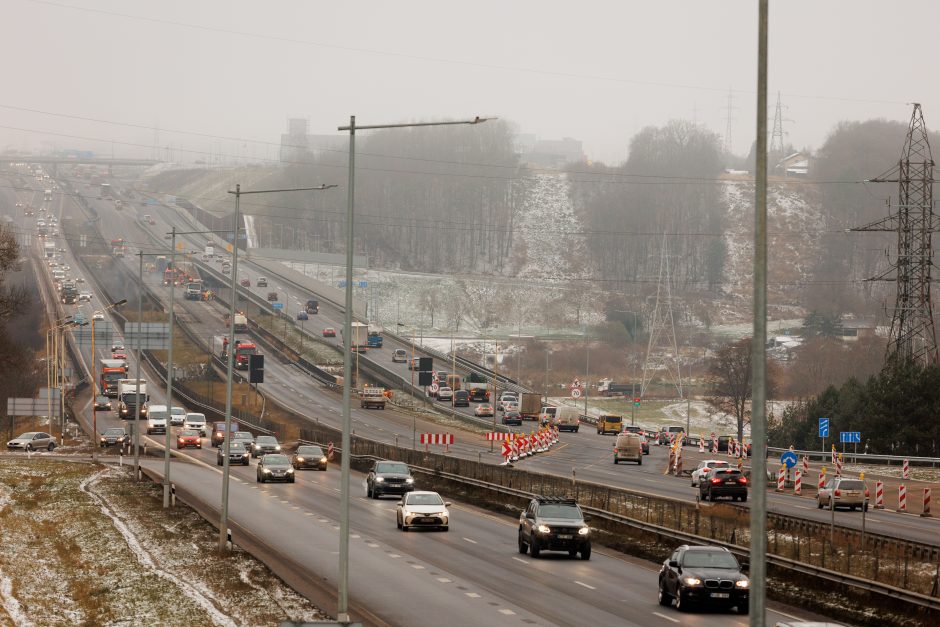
xmin=580 ymin=545 xmax=591 ymax=560
xmin=256 ymin=476 xmax=260 ymax=483
xmin=614 ymin=458 xmax=619 ymax=464
xmin=529 ymin=540 xmax=540 ymax=558
xmin=657 ymin=581 xmax=672 ymax=606
xmin=691 ymin=480 xmax=696 ymax=487
xmin=574 ymin=428 xmax=579 ymax=433
xmin=397 ymin=514 xmax=402 ymax=530
xmin=817 ymin=499 xmax=823 ymax=509
xmin=25 ymin=444 xmax=33 ymax=452
xmin=701 ymin=491 xmax=708 ymax=501
xmin=47 ymin=442 xmax=55 ymax=451
xmin=197 ymin=445 xmax=202 ymax=449
xmin=737 ymin=603 xmax=749 ymax=615
xmin=290 ymin=476 xmax=295 ymax=483
xmin=568 ymin=549 xmax=578 ymax=557
xmin=517 ymin=533 xmax=528 ymax=554
xmin=740 ymin=493 xmax=748 ymax=503
xmin=441 ymin=526 xmax=449 ymax=532
xmin=637 ymin=457 xmax=642 ymax=466
xmin=401 ymin=524 xmax=409 ymax=532
xmin=675 ymin=590 xmax=691 ymax=612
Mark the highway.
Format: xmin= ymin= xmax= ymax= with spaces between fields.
xmin=39 ymin=165 xmax=940 ymax=547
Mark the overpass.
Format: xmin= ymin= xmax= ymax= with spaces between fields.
xmin=0 ymin=155 xmax=160 ymax=176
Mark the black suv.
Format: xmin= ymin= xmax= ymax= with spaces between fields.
xmin=658 ymin=545 xmax=749 ymax=613
xmin=699 ymin=468 xmax=748 ymax=502
xmin=452 ymin=390 xmax=470 ymax=407
xmin=517 ymin=497 xmax=591 ymax=560
xmin=366 ymin=460 xmax=415 ymax=499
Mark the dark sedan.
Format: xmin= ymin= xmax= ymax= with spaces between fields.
xmin=699 ymin=468 xmax=748 ymax=502
xmin=216 ymin=441 xmax=250 ymax=466
xmin=658 ymin=545 xmax=749 ymax=613
xmin=94 ymin=395 xmax=112 ymax=411
xmin=502 ymin=411 xmax=523 ymax=426
xmin=257 ymin=454 xmax=295 ymax=483
xmin=99 ymin=427 xmax=128 ymax=448
xmin=292 ymin=445 xmax=328 ymax=470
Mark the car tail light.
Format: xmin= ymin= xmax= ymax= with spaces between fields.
xmin=711 ymin=477 xmax=723 ymax=485
xmin=738 ymin=477 xmax=748 ymax=485
xmin=834 ymin=489 xmax=841 ymax=497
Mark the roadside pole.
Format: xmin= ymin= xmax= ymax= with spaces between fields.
xmin=134 ymin=252 xmax=143 ymax=481
xmin=163 ymin=227 xmax=176 ymax=508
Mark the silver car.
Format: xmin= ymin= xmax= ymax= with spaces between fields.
xmin=7 ymin=432 xmax=55 ymax=452
xmin=817 ymin=478 xmax=869 ymax=511
xmin=169 ymin=406 xmax=186 ymax=427
xmin=397 ymin=491 xmax=451 ymax=532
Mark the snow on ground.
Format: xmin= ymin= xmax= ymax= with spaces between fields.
xmin=514 ymin=173 xmax=585 ymax=279
xmin=0 ymin=571 xmax=31 ymax=627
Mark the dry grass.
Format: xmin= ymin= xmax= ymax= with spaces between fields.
xmin=0 ymin=459 xmax=328 ymax=625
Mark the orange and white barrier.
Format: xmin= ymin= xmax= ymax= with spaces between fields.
xmin=874 ymin=480 xmax=884 ymax=509
xmin=898 ymin=484 xmax=907 ymax=512
xmin=818 ymin=467 xmax=827 ymax=491
xmin=794 ymin=468 xmax=802 ymax=495
xmin=836 ymin=454 xmax=843 ymax=477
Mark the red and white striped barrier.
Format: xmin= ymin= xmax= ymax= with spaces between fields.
xmin=874 ymin=480 xmax=885 ymax=509
xmin=831 ymin=447 xmax=837 ymax=465
xmin=485 ymin=432 xmax=516 ymax=441
xmin=922 ymin=488 xmax=932 ymax=518
xmin=898 ymin=485 xmax=907 ymax=512
xmin=711 ymin=437 xmax=718 ymax=454
xmin=420 ymin=433 xmax=454 ymax=452
xmin=802 ymin=456 xmax=809 ymax=475
xmin=727 ymin=440 xmax=735 ymax=459
xmin=794 ymin=468 xmax=802 ymax=495
xmin=903 ymin=458 xmax=910 ymax=480
xmin=818 ymin=468 xmax=827 ymax=491
xmin=776 ymin=466 xmax=786 ymax=492
xmin=698 ymin=437 xmax=704 ymax=453
xmin=327 ymin=442 xmax=335 ymax=460
xmin=836 ymin=455 xmax=843 ymax=477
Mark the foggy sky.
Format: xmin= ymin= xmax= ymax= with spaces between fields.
xmin=3 ymin=0 xmax=939 ymax=165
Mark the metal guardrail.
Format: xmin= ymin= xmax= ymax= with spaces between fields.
xmin=767 ymin=447 xmax=940 ymax=468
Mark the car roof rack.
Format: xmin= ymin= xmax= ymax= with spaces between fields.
xmin=535 ymin=496 xmax=578 ymax=505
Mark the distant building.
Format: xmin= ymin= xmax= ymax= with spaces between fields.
xmin=838 ymin=317 xmax=877 ymax=341
xmin=279 ymin=118 xmax=347 ymax=164
xmin=515 ymin=133 xmax=585 ymax=168
xmin=776 ymin=152 xmax=810 ymax=177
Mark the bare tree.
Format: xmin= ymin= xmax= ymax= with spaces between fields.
xmin=707 ymin=337 xmax=778 ymax=442
xmin=0 ymin=225 xmax=28 ymax=320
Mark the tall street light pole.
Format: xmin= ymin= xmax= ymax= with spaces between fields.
xmin=163 ymin=227 xmax=177 ymax=508
xmin=91 ymin=299 xmax=126 ymax=462
xmin=336 ymin=114 xmax=491 ymax=623
xmin=218 ymin=183 xmax=335 ymax=551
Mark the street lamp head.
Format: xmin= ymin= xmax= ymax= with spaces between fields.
xmin=113 ymin=299 xmax=128 ymax=307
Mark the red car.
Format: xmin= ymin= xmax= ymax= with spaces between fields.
xmin=176 ymin=430 xmax=202 ymax=449
xmin=323 ymin=327 xmax=336 ymax=337
xmin=112 ymin=351 xmax=127 ymax=360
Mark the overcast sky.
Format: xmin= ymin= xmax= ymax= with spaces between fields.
xmin=2 ymin=0 xmax=938 ymax=164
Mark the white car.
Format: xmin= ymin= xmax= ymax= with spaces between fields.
xmin=691 ymin=459 xmax=731 ymax=487
xmin=396 ymin=491 xmax=451 ymax=532
xmin=92 ymin=311 xmax=105 ymax=321
xmin=169 ymin=406 xmax=186 ymax=426
xmin=182 ymin=413 xmax=207 ymax=436
xmin=78 ymin=292 xmax=93 ymax=302
xmin=437 ymin=386 xmax=453 ymax=402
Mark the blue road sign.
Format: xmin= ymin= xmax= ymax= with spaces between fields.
xmin=819 ymin=417 xmax=829 ymax=438
xmin=780 ymin=450 xmax=799 ymax=468
xmin=840 ymin=431 xmax=861 ymax=444
xmin=358 ymin=281 xmax=368 ymax=288
xmin=271 ymin=302 xmax=284 ymax=310
xmin=338 ymin=280 xmax=347 ymax=288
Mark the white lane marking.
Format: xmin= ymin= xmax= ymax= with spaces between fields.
xmin=410 ymin=564 xmax=425 ymax=570
xmin=437 ymin=577 xmax=452 ymax=583
xmin=652 ymin=611 xmax=680 ymax=623
xmin=388 ymin=553 xmax=401 ymax=558
xmin=465 ymin=592 xmax=481 ymax=598
xmin=351 ymin=534 xmax=360 ymax=539
xmin=498 ymin=609 xmax=516 ymax=615
xmin=512 ymin=557 xmax=528 ymax=564
xmin=366 ymin=543 xmax=379 ymax=548
xmin=319 ymin=519 xmax=329 ymax=523
xmin=463 ymin=537 xmax=477 ymax=544
xmin=304 ymin=513 xmax=314 ymax=516
xmin=574 ymin=581 xmax=596 ymax=590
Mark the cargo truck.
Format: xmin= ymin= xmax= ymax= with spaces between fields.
xmin=233 ymin=313 xmax=248 ymax=332
xmin=213 ymin=336 xmax=257 ymax=370
xmin=519 ymin=392 xmax=542 ymax=421
xmin=184 ymin=280 xmax=203 ymax=301
xmin=360 ymin=387 xmax=387 ymax=409
xmin=117 ymin=379 xmax=148 ymax=419
xmin=99 ymin=360 xmax=127 ymax=397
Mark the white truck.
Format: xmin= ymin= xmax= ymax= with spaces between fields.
xmin=233 ymin=313 xmax=248 ymax=332
xmin=360 ymin=387 xmax=387 ymax=410
xmin=117 ymin=379 xmax=148 ymax=420
xmin=145 ymin=404 xmax=168 ymax=435
xmin=204 ymin=244 xmax=214 ymax=258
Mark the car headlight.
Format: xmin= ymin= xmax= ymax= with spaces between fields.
xmin=296 ymin=457 xmax=305 ymax=462
xmin=99 ymin=437 xmax=106 ymax=442
xmin=263 ymin=468 xmax=271 ymax=473
xmin=405 ymin=477 xmax=414 ymax=484
xmin=242 ymin=453 xmax=249 ymax=458
xmin=578 ymin=527 xmax=590 ymax=535
xmin=375 ymin=477 xmax=385 ymax=482
xmin=683 ymin=577 xmax=702 ymax=586
xmin=536 ymin=524 xmax=551 ymax=534
xmin=319 ymin=457 xmax=327 ymax=463
xmin=275 ymin=445 xmax=281 ymax=451
xmin=735 ymin=579 xmax=749 ymax=588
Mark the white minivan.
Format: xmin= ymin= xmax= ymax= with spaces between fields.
xmin=182 ymin=413 xmax=207 ymax=436
xmin=553 ymin=406 xmax=581 ymax=432
xmin=146 ymin=404 xmax=168 ymax=435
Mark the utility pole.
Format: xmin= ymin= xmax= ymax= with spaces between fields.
xmin=852 ymin=104 xmax=937 ymax=366
xmin=164 ymin=227 xmax=177 ymax=508
xmin=642 ymin=234 xmax=682 ymax=397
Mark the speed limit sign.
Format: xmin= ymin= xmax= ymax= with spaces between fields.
xmin=571 ymin=388 xmax=582 ymax=399
xmin=429 ymin=383 xmax=440 ymax=393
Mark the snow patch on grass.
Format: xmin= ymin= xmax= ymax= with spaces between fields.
xmin=0 ymin=571 xmax=31 ymax=627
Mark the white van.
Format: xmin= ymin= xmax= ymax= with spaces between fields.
xmin=146 ymin=404 xmax=168 ymax=435
xmin=553 ymin=406 xmax=581 ymax=432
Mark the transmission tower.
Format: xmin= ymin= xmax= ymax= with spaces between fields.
xmin=641 ymin=233 xmax=683 ymax=397
xmin=722 ymin=88 xmax=737 ymax=154
xmin=769 ymin=91 xmax=788 ymax=154
xmin=853 ymin=103 xmax=937 ymax=365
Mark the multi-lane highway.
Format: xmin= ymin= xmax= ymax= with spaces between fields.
xmin=0 ymin=165 xmax=857 ymax=625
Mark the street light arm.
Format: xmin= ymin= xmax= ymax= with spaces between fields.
xmin=227 ymin=184 xmax=337 ymax=195
xmin=338 ymin=117 xmax=495 ymax=131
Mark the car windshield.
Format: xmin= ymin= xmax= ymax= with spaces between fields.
xmin=18 ymin=432 xmax=38 ymax=439
xmin=682 ymin=551 xmax=739 ymax=569
xmin=538 ymin=504 xmax=582 ymax=519
xmin=264 ymin=455 xmax=290 ymax=465
xmin=603 ymin=416 xmax=622 ymax=423
xmin=838 ymin=480 xmax=865 ymax=490
xmin=228 ymin=442 xmax=245 ymax=451
xmin=376 ymin=462 xmax=409 ymax=474
xmin=180 ymin=430 xmax=197 ymax=437
xmin=708 ymin=461 xmax=730 ymax=468
xmin=298 ymin=446 xmax=323 ymax=456
xmin=104 ymin=429 xmax=123 ymax=436
xmin=257 ymin=436 xmax=277 ymax=445
xmin=96 ymin=396 xmax=109 ymax=402
xmin=186 ymin=415 xmax=205 ymax=423
xmin=407 ymin=493 xmax=444 ymax=506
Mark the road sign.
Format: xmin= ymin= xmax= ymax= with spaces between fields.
xmin=6 ymin=398 xmax=61 ymax=417
xmin=358 ymin=281 xmax=368 ymax=288
xmin=780 ymin=450 xmax=799 ymax=468
xmin=818 ymin=417 xmax=829 ymax=438
xmin=429 ymin=383 xmax=439 ymax=394
xmin=840 ymin=431 xmax=861 ymax=443
xmin=272 ymin=302 xmax=284 ymax=310
xmin=570 ymin=388 xmax=582 ymax=399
